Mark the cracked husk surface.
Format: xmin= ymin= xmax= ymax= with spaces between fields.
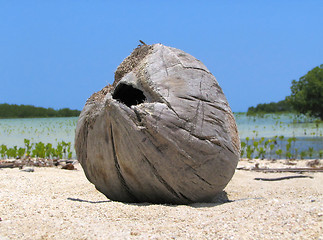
xmin=75 ymin=44 xmax=240 ymax=204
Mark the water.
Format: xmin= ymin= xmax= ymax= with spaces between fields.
xmin=0 ymin=117 xmax=78 ymax=157
xmin=0 ymin=113 xmax=322 ymax=159
xmin=236 ymin=113 xmax=323 ymax=139
xmin=235 ymin=113 xmax=323 ymax=158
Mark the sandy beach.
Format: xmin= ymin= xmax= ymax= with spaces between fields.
xmin=0 ymin=159 xmax=322 ymax=240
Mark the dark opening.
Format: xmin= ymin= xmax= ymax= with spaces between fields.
xmin=112 ymin=83 xmax=146 ymax=107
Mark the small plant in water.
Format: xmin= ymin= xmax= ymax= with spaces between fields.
xmin=17 ymin=147 xmax=25 ymax=159
xmin=240 ymin=141 xmax=246 ymax=157
xmin=0 ymin=144 xmax=7 ymax=159
xmin=300 ymin=151 xmax=307 ymax=159
xmin=45 ymin=143 xmax=53 ymax=159
xmin=275 ymin=149 xmax=283 ymax=159
xmin=24 ymin=139 xmax=33 ymax=157
xmin=246 ymin=145 xmax=254 ymax=159
xmin=7 ymin=146 xmax=17 ymax=158
xmin=32 ymin=142 xmax=46 ymax=158
xmin=308 ymin=147 xmax=314 ymax=158
xmin=257 ymin=146 xmax=266 ymax=159
xmin=319 ymin=150 xmax=323 ymax=159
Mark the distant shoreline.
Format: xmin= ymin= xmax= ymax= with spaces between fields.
xmin=0 ymin=116 xmax=79 ymax=120
xmin=0 ymin=103 xmax=81 ymax=118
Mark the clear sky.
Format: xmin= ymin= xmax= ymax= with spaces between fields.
xmin=1 ymin=1 xmax=322 ymax=112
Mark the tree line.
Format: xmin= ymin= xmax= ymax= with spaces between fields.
xmin=0 ymin=103 xmax=81 ymax=118
xmin=247 ymin=99 xmax=293 ymax=115
xmin=247 ymin=64 xmax=323 ymax=120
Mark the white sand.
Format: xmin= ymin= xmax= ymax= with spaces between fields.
xmin=0 ymin=159 xmax=322 ymax=239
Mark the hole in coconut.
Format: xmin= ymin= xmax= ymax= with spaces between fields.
xmin=112 ymin=83 xmax=146 ymax=107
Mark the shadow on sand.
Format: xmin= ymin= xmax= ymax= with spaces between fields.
xmin=188 ymin=191 xmax=231 ymax=208
xmin=66 ymin=191 xmax=234 ymax=207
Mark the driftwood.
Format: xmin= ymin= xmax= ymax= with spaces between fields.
xmin=0 ymin=162 xmax=19 ymax=168
xmin=0 ymin=159 xmax=76 ymax=169
xmin=254 ymin=175 xmax=314 ymax=181
xmin=75 ymin=43 xmax=240 ymax=204
xmin=240 ymin=167 xmax=323 ymax=173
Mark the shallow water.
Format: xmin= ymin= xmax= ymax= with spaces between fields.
xmin=0 ymin=113 xmax=322 ymax=159
xmin=0 ymin=117 xmax=78 ymax=150
xmin=235 ymin=113 xmax=323 ymax=158
xmin=236 ymin=113 xmax=323 ymax=138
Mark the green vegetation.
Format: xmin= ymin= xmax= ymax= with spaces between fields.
xmin=288 ymin=64 xmax=323 ymax=120
xmin=247 ymin=64 xmax=323 ymax=120
xmin=0 ymin=139 xmax=73 ymax=159
xmin=1 ymin=111 xmax=321 ymax=160
xmin=0 ymin=103 xmax=81 ymax=119
xmin=247 ymin=99 xmax=293 ymax=115
xmin=240 ymin=135 xmax=322 ymax=160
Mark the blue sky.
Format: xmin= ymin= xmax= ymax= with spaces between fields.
xmin=1 ymin=1 xmax=322 ymax=112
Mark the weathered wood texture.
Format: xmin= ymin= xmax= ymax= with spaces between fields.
xmin=75 ymin=44 xmax=240 ymax=204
